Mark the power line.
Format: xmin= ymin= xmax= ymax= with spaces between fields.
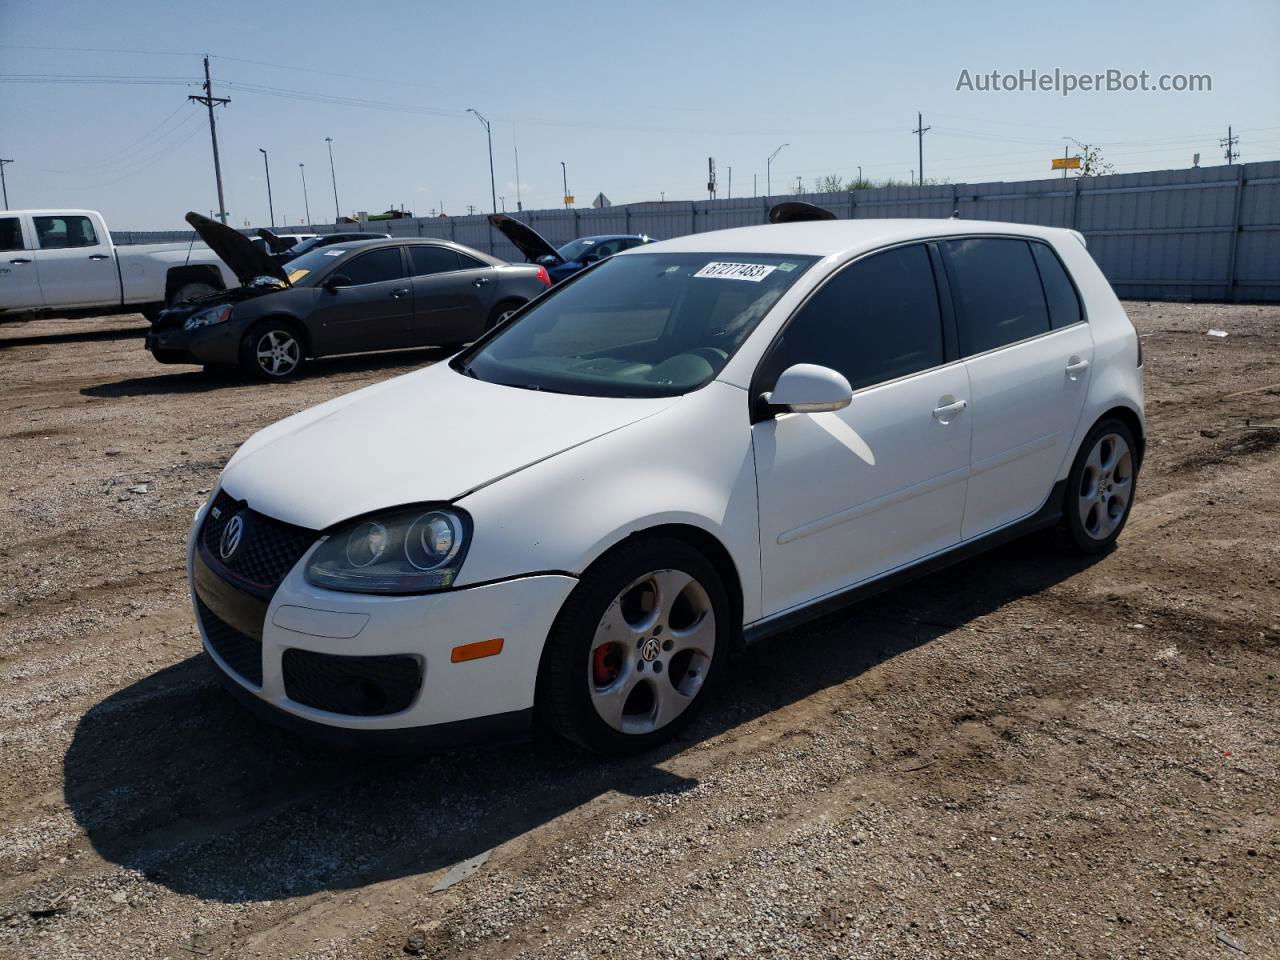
xmin=1220 ymin=125 xmax=1240 ymax=164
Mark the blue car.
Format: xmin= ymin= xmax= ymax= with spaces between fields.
xmin=490 ymin=214 xmax=657 ymax=284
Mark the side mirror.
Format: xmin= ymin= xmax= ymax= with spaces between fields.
xmin=761 ymin=363 xmax=853 ymax=415
xmin=324 ymin=273 xmax=353 ymax=291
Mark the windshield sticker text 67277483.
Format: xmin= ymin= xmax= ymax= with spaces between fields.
xmin=693 ymin=262 xmax=778 ymax=282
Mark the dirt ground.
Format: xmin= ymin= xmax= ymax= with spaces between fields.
xmin=0 ymin=302 xmax=1277 ymax=960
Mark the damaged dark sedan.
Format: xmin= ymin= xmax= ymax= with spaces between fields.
xmin=146 ymin=213 xmax=551 ymax=379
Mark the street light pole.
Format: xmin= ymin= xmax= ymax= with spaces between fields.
xmin=258 ymin=148 xmax=275 ymax=227
xmin=466 ymin=108 xmax=498 ymax=215
xmin=299 ymin=163 xmax=312 ymax=225
xmin=561 ymin=161 xmax=569 ymax=209
xmin=324 ymin=137 xmax=340 ymax=221
xmin=0 ymin=159 xmax=11 ymax=209
xmin=766 ymin=143 xmax=789 ymax=197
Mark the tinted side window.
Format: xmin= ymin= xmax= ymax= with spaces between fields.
xmin=761 ymin=243 xmax=945 ymax=392
xmin=456 ymin=253 xmax=485 ymax=269
xmin=34 ymin=215 xmax=100 ymax=249
xmin=0 ymin=218 xmax=22 ymax=251
xmin=340 ymin=247 xmax=404 ymax=285
xmin=945 ymin=238 xmax=1050 ymax=355
xmin=410 ymin=245 xmax=461 ymax=276
xmin=1031 ymin=242 xmax=1082 ymax=329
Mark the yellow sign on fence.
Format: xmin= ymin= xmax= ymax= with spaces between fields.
xmin=563 ymin=195 xmax=575 ymax=205
xmin=1052 ymin=156 xmax=1082 ymax=171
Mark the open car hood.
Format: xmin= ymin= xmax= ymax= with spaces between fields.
xmin=489 ymin=214 xmax=563 ymax=265
xmin=185 ymin=212 xmax=291 ymax=286
xmin=768 ymin=200 xmax=837 ymax=224
xmin=255 ymin=227 xmax=293 ymax=253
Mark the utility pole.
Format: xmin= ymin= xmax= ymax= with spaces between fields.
xmin=466 ymin=108 xmax=497 ymax=214
xmin=324 ymin=137 xmax=340 ymax=221
xmin=767 ymin=143 xmax=788 ymax=196
xmin=561 ymin=161 xmax=570 ymax=209
xmin=0 ymin=158 xmax=11 ymax=209
xmin=258 ymin=148 xmax=275 ymax=227
xmin=299 ymin=162 xmax=311 ymax=225
xmin=513 ymin=134 xmax=523 ymax=211
xmin=707 ymin=157 xmax=716 ymax=200
xmin=1220 ymin=125 xmax=1240 ymax=164
xmin=189 ymin=56 xmax=230 ymax=223
xmin=796 ymin=175 xmax=802 ymax=194
xmin=912 ymin=111 xmax=931 ymax=184
xmin=857 ymin=165 xmax=862 ymax=185
xmin=727 ymin=166 xmax=732 ymax=200
xmin=753 ymin=173 xmax=757 ymax=197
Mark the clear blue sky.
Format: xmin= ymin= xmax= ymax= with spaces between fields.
xmin=1 ymin=0 xmax=1277 ymax=230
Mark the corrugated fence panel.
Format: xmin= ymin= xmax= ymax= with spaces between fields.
xmin=111 ymin=160 xmax=1279 ymax=301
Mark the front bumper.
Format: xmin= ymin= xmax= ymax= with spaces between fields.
xmin=146 ymin=320 xmax=243 ymax=366
xmin=186 ymin=499 xmax=578 ymax=740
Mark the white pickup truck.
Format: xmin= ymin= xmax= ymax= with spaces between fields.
xmin=0 ymin=209 xmax=238 ymax=321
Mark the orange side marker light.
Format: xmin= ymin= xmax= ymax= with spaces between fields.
xmin=451 ymin=638 xmax=505 ymax=663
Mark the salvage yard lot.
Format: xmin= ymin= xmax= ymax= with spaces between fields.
xmin=0 ymin=302 xmax=1277 ymax=960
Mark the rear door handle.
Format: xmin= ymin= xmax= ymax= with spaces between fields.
xmin=472 ymin=277 xmax=490 ymax=287
xmin=88 ymin=253 xmax=109 ymax=261
xmin=391 ymin=287 xmax=410 ymax=299
xmin=10 ymin=257 xmax=31 ymax=264
xmin=1066 ymin=356 xmax=1091 ymax=379
xmin=932 ymin=398 xmax=968 ymax=421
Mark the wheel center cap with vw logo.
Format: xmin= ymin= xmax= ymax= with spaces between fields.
xmin=640 ymin=637 xmax=662 ymax=662
xmin=220 ymin=513 xmax=246 ymax=560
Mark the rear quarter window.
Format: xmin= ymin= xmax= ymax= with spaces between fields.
xmin=1031 ymin=242 xmax=1083 ymax=328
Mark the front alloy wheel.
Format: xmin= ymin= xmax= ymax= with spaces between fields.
xmin=245 ymin=326 xmax=303 ymax=379
xmin=539 ymin=538 xmax=728 ymax=754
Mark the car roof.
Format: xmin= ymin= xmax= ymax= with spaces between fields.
xmin=574 ymin=234 xmax=648 ymax=242
xmin=316 ymin=236 xmax=502 ymax=264
xmin=625 ymin=219 xmax=1082 ymax=258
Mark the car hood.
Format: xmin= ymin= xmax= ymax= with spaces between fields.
xmin=218 ymin=361 xmax=679 ymax=530
xmin=489 ymin=214 xmax=563 ymax=265
xmin=186 ymin=211 xmax=291 ymax=286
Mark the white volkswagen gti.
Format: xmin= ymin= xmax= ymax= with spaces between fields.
xmin=189 ymin=218 xmax=1144 ymax=754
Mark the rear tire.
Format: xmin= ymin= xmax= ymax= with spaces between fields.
xmin=1058 ymin=417 xmax=1139 ymax=554
xmin=537 ymin=537 xmax=729 ymax=755
xmin=486 ymin=298 xmax=525 ymax=331
xmin=169 ymin=281 xmax=217 ymax=307
xmin=239 ymin=320 xmax=306 ymax=381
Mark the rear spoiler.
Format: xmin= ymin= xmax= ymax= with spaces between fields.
xmin=768 ymin=201 xmax=836 ymax=224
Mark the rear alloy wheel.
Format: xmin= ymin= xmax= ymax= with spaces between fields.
xmin=241 ymin=322 xmax=305 ymax=380
xmin=539 ymin=538 xmax=729 ymax=754
xmin=486 ymin=299 xmax=524 ymax=331
xmin=1060 ymin=418 xmax=1138 ymax=553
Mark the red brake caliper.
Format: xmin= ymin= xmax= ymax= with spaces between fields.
xmin=592 ymin=644 xmax=621 ymax=686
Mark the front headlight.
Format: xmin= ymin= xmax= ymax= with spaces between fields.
xmin=305 ymin=506 xmax=470 ymax=594
xmin=183 ymin=304 xmax=233 ymax=331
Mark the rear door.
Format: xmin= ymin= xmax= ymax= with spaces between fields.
xmin=752 ymin=242 xmax=972 ymax=617
xmin=29 ymin=213 xmax=119 ymax=308
xmin=307 ymin=246 xmax=413 ymax=355
xmin=942 ymin=236 xmax=1094 ymax=540
xmin=0 ymin=215 xmax=42 ymax=309
xmin=405 ymin=246 xmax=497 ymax=345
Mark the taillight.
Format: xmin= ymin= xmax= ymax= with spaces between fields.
xmin=535 ymin=265 xmax=551 ymax=287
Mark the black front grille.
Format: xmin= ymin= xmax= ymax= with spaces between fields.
xmin=201 ymin=490 xmax=316 ymax=595
xmin=282 ymin=649 xmax=422 ymax=716
xmin=196 ymin=596 xmax=263 ymax=686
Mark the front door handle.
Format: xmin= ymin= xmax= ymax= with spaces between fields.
xmin=1065 ymin=356 xmax=1091 ymax=379
xmin=10 ymin=257 xmax=31 ymax=264
xmin=88 ymin=253 xmax=109 ymax=261
xmin=472 ymin=277 xmax=490 ymax=287
xmin=391 ymin=287 xmax=410 ymax=299
xmin=932 ymin=398 xmax=968 ymax=422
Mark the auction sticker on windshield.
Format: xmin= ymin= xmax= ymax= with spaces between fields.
xmin=694 ymin=261 xmax=778 ymax=282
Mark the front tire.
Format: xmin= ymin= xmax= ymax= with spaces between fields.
xmin=538 ymin=538 xmax=729 ymax=755
xmin=1059 ymin=417 xmax=1139 ymax=554
xmin=239 ymin=320 xmax=306 ymax=381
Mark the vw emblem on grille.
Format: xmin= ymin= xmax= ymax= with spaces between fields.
xmin=220 ymin=513 xmax=246 ymax=560
xmin=640 ymin=637 xmax=662 ymax=662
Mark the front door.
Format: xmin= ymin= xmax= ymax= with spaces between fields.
xmin=29 ymin=214 xmax=119 ymax=308
xmin=309 ymin=246 xmax=413 ymax=355
xmin=752 ymin=243 xmax=973 ymax=618
xmin=940 ymin=237 xmax=1095 ymax=539
xmin=0 ymin=215 xmax=42 ymax=309
xmin=406 ymin=246 xmax=497 ymax=346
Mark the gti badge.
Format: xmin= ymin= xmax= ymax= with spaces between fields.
xmin=220 ymin=513 xmax=246 ymax=561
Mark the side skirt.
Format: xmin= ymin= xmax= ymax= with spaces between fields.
xmin=742 ymin=480 xmax=1067 ymax=646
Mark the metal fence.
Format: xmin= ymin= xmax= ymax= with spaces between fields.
xmin=114 ymin=160 xmax=1280 ymax=302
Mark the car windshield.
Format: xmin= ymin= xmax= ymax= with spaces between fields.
xmin=279 ymin=243 xmax=371 ymax=284
xmin=556 ymin=237 xmax=605 ymax=261
xmin=456 ymin=251 xmax=817 ymax=398
xmin=285 ymin=236 xmax=329 ymax=257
